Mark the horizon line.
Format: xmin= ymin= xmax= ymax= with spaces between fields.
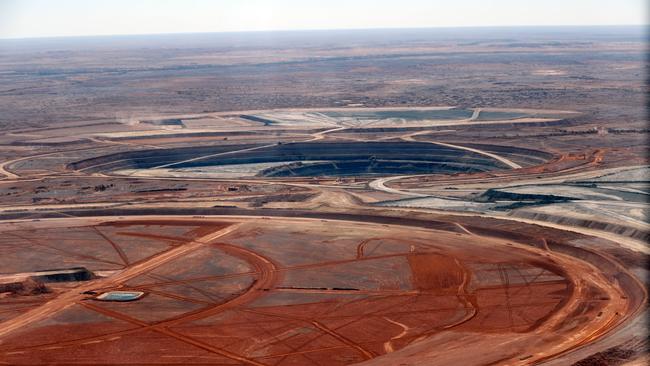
xmin=1 ymin=23 xmax=646 ymax=41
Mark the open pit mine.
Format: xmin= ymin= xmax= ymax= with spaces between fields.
xmin=0 ymin=105 xmax=646 ymax=366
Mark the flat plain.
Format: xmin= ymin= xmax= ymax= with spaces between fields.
xmin=0 ymin=26 xmax=647 ymax=365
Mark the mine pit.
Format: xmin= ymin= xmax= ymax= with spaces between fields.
xmin=69 ymin=141 xmax=539 ymax=178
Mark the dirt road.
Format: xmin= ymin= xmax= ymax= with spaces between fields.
xmin=368 ymin=175 xmax=429 ymax=197
xmin=400 ymin=130 xmax=522 ymax=169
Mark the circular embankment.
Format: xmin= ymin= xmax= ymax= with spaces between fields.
xmin=0 ymin=210 xmax=644 ymax=365
xmin=67 ymin=141 xmax=551 ymax=178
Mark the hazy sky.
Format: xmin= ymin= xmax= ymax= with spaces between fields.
xmin=0 ymin=0 xmax=646 ymax=39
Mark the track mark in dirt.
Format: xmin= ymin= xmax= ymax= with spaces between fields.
xmin=4 ymin=231 xmax=124 ymax=268
xmin=311 ymin=320 xmax=376 ymax=360
xmin=93 ymin=226 xmax=130 ymax=265
xmin=454 ymin=222 xmax=474 ymax=236
xmin=382 ymin=316 xmax=410 ymax=353
xmin=356 ymin=238 xmax=377 ymax=259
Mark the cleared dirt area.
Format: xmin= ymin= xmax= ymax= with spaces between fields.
xmin=0 ymin=215 xmax=644 ymax=365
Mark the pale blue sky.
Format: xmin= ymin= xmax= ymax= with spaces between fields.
xmin=0 ymin=0 xmax=646 ymax=39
